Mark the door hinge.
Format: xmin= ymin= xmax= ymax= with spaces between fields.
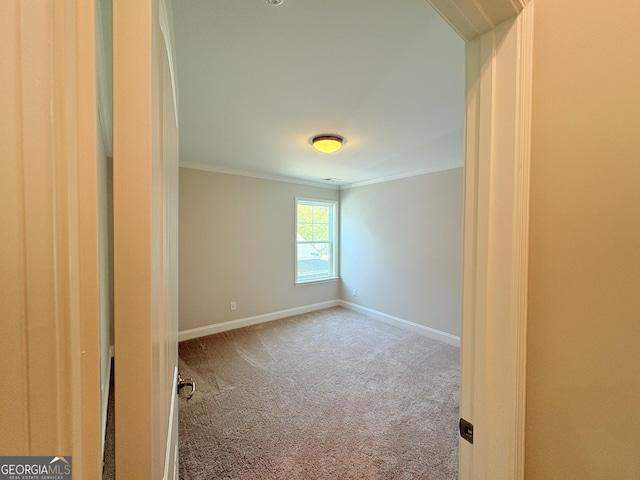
xmin=459 ymin=418 xmax=474 ymax=444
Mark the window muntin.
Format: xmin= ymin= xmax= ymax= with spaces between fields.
xmin=295 ymin=198 xmax=337 ymax=284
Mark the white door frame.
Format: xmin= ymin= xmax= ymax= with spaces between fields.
xmin=427 ymin=1 xmax=534 ymax=479
xmin=113 ymin=0 xmax=180 ymax=478
xmin=112 ymin=0 xmax=534 ymax=477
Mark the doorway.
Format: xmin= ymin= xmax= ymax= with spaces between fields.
xmin=110 ymin=0 xmax=533 ymax=479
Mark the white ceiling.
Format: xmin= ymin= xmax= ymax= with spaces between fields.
xmin=171 ymin=0 xmax=464 ymax=187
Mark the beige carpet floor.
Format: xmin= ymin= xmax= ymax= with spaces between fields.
xmin=178 ymin=307 xmax=460 ymax=479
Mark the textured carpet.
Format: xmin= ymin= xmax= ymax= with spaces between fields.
xmin=178 ymin=307 xmax=460 ymax=479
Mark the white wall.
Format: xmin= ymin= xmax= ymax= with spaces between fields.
xmin=525 ymin=1 xmax=640 ymax=478
xmin=179 ymin=168 xmax=340 ymax=332
xmin=339 ymin=169 xmax=463 ymax=337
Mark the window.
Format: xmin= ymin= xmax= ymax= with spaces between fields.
xmin=295 ymin=198 xmax=338 ymax=284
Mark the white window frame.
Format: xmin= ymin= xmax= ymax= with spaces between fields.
xmin=295 ymin=198 xmax=338 ymax=285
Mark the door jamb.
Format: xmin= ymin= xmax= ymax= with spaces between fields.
xmin=425 ymin=1 xmax=534 ymax=479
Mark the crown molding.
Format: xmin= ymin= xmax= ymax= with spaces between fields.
xmin=340 ymin=162 xmax=462 ymax=190
xmin=179 ymin=161 xmax=340 ymax=190
xmin=428 ymin=0 xmax=529 ymax=41
xmin=181 ymin=161 xmax=463 ymax=191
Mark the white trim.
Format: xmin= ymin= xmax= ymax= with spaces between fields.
xmin=113 ymin=0 xmax=181 ymax=475
xmin=180 ymin=161 xmax=340 ymax=190
xmin=340 ymin=301 xmax=461 ymax=347
xmin=162 ymin=366 xmax=179 ymax=480
xmin=178 ymin=299 xmax=460 ymax=348
xmin=181 ymin=161 xmax=463 ymax=191
xmin=295 ymin=197 xmax=338 ymax=285
xmin=339 ymin=162 xmax=462 ymax=189
xmin=457 ymin=5 xmax=533 ymax=479
xmin=178 ymin=301 xmax=339 ymax=342
xmin=294 ymin=277 xmax=339 ymax=286
xmin=512 ymin=3 xmax=533 ymax=476
xmin=458 ymin=30 xmax=484 ymax=480
xmin=101 ymin=345 xmax=115 ymax=461
xmin=427 ymin=0 xmax=525 ymax=41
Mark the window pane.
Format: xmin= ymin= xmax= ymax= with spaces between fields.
xmin=313 ymin=205 xmax=329 ymax=223
xmin=313 ymin=242 xmax=329 ymax=256
xmin=313 ymin=224 xmax=329 ymax=241
xmin=297 ymin=204 xmax=313 ymax=223
xmin=297 ymin=243 xmax=330 ymax=281
xmin=297 ymin=223 xmax=313 ymax=240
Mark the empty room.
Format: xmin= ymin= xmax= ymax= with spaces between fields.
xmin=172 ymin=0 xmax=464 ymax=477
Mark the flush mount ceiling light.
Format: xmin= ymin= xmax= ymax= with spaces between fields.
xmin=311 ymin=135 xmax=345 ymax=154
xmin=266 ymin=0 xmax=284 ymax=5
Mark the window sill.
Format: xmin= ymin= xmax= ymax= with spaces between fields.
xmin=295 ymin=277 xmax=339 ymax=287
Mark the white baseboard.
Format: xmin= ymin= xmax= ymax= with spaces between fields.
xmin=339 ymin=301 xmax=460 ymax=347
xmin=101 ymin=345 xmax=114 ymax=461
xmin=178 ymin=300 xmax=459 ymax=348
xmin=178 ymin=300 xmax=340 ymax=342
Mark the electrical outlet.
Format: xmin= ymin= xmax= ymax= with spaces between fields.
xmin=352 ymin=289 xmax=357 ymax=296
xmin=230 ymin=301 xmax=236 ymax=311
